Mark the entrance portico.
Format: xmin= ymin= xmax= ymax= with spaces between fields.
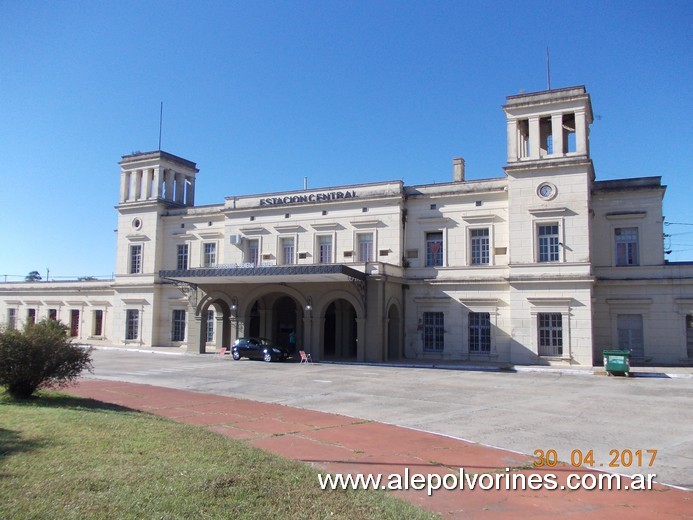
xmin=161 ymin=264 xmax=388 ymax=361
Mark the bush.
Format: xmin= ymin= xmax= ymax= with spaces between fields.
xmin=0 ymin=319 xmax=93 ymax=398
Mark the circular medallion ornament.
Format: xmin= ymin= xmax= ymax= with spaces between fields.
xmin=537 ymin=183 xmax=557 ymax=201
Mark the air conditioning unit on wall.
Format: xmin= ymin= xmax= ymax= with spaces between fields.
xmin=229 ymin=234 xmax=243 ymax=245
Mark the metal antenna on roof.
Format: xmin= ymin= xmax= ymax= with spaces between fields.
xmin=546 ymin=47 xmax=552 ymax=90
xmin=158 ymin=101 xmax=163 ymax=151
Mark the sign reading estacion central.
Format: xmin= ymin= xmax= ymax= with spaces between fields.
xmin=259 ymin=190 xmax=357 ymax=206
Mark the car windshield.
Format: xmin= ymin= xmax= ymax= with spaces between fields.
xmin=257 ymin=338 xmax=273 ymax=346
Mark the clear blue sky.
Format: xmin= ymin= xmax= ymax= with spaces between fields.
xmin=1 ymin=1 xmax=691 ymax=280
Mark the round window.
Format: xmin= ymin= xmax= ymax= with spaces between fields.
xmin=132 ymin=218 xmax=143 ymax=230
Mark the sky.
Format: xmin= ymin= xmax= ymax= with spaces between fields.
xmin=1 ymin=0 xmax=691 ymax=281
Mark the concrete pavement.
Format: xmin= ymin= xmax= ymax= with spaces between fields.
xmin=85 ymin=347 xmax=693 ymax=491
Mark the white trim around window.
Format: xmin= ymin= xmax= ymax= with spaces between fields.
xmin=613 ymin=226 xmax=640 ymax=267
xmin=424 ymin=229 xmax=446 ymax=267
xmin=245 ymin=236 xmax=261 ymax=266
xmin=354 ymin=230 xmax=376 ymax=263
xmin=202 ymin=241 xmax=217 ymax=267
xmin=277 ymin=234 xmax=297 ymax=265
xmin=533 ymin=218 xmax=564 ymax=264
xmin=315 ymin=233 xmax=335 ymax=264
xmin=528 ymin=298 xmax=572 ymax=360
xmin=467 ymin=225 xmax=494 ymax=266
xmin=460 ymin=299 xmax=499 ymax=356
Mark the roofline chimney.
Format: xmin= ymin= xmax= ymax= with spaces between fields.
xmin=453 ymin=157 xmax=465 ymax=182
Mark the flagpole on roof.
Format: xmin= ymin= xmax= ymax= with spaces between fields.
xmin=158 ymin=101 xmax=163 ymax=151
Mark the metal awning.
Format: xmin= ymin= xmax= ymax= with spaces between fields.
xmin=160 ymin=264 xmax=367 ymax=285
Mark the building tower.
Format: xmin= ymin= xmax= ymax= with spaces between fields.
xmin=114 ymin=151 xmax=199 ymax=347
xmin=502 ymin=86 xmax=595 ymax=365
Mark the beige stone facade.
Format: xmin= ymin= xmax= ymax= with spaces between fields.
xmin=2 ymin=86 xmax=692 ymax=366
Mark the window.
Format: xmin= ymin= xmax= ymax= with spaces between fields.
xmin=206 ymin=310 xmax=215 ymax=343
xmin=358 ymin=233 xmax=374 ymax=262
xmin=129 ymin=244 xmax=142 ymax=274
xmin=70 ymin=310 xmax=79 ymax=337
xmin=125 ymin=309 xmax=139 ymax=340
xmin=7 ymin=309 xmax=16 ymax=330
xmin=318 ymin=235 xmax=332 ymax=264
xmin=281 ymin=237 xmax=295 ymax=265
xmin=426 ymin=232 xmax=443 ymax=267
xmin=538 ymin=313 xmax=563 ymax=356
xmin=537 ymin=224 xmax=559 ymax=262
xmin=203 ymin=243 xmax=217 ymax=267
xmin=470 ymin=228 xmax=490 ymax=265
xmin=177 ymin=244 xmax=189 ymax=270
xmin=27 ymin=309 xmax=36 ymax=325
xmin=93 ymin=310 xmax=103 ymax=336
xmin=469 ymin=312 xmax=491 ymax=353
xmin=423 ymin=312 xmax=444 ymax=352
xmin=615 ymin=227 xmax=639 ymax=266
xmin=617 ymin=314 xmax=644 ymax=359
xmin=48 ymin=309 xmax=57 ymax=320
xmin=172 ymin=310 xmax=186 ymax=342
xmin=246 ymin=239 xmax=259 ymax=266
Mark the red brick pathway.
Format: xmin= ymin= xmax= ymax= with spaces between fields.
xmin=69 ymin=379 xmax=692 ymax=519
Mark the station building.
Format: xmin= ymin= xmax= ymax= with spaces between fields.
xmin=2 ymin=86 xmax=692 ymax=366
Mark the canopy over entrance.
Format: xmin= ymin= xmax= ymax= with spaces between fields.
xmin=160 ymin=264 xmax=367 ymax=285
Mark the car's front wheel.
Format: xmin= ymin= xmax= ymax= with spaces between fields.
xmin=263 ymin=352 xmax=273 ymax=362
xmin=232 ymin=351 xmax=241 ymax=360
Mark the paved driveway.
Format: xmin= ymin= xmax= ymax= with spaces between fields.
xmin=87 ymin=348 xmax=693 ymax=490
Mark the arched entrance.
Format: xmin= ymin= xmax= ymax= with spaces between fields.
xmin=243 ymin=292 xmax=303 ymax=353
xmin=273 ymin=295 xmax=299 ymax=353
xmin=197 ymin=297 xmax=233 ymax=354
xmin=323 ymin=299 xmax=357 ymax=360
xmin=387 ymin=304 xmax=400 ymax=360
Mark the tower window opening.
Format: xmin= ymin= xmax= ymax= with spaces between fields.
xmin=540 ymin=116 xmax=552 ymax=156
xmin=563 ymin=113 xmax=576 ymax=153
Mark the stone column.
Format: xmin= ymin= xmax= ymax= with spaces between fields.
xmin=303 ymin=315 xmax=313 ymax=356
xmin=164 ymin=169 xmax=174 ymax=200
xmin=134 ymin=170 xmax=143 ymax=200
xmin=507 ymin=119 xmax=518 ymax=162
xmin=575 ymin=110 xmax=588 ymax=155
xmin=120 ymin=171 xmax=130 ymax=203
xmin=528 ymin=116 xmax=541 ymax=159
xmin=175 ymin=171 xmax=185 ymax=204
xmin=551 ymin=114 xmax=564 ymax=156
xmin=185 ymin=176 xmax=195 ymax=206
xmin=153 ymin=167 xmax=163 ymax=199
xmin=144 ymin=168 xmax=153 ymax=199
xmin=356 ymin=317 xmax=366 ymax=362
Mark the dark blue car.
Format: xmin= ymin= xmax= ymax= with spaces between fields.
xmin=231 ymin=337 xmax=290 ymax=362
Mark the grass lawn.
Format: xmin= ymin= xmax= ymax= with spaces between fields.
xmin=0 ymin=390 xmax=437 ymax=519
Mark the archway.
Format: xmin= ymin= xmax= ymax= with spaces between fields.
xmin=197 ymin=296 xmax=232 ymax=354
xmin=323 ymin=299 xmax=357 ymax=360
xmin=242 ymin=291 xmax=304 ymax=353
xmin=273 ymin=295 xmax=299 ymax=353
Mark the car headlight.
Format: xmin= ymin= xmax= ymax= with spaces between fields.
xmin=272 ymin=348 xmax=281 ymax=353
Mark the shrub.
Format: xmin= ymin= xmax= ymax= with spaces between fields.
xmin=0 ymin=319 xmax=93 ymax=398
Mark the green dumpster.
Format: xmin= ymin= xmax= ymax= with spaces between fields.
xmin=603 ymin=349 xmax=631 ymax=376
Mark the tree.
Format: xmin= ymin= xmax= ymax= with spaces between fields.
xmin=25 ymin=270 xmax=42 ymax=282
xmin=0 ymin=319 xmax=93 ymax=398
xmin=77 ymin=276 xmax=97 ymax=281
